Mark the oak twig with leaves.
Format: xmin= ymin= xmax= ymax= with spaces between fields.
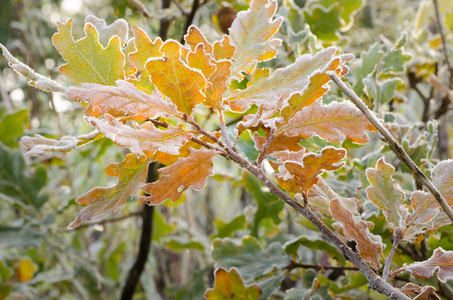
xmin=3 ymin=0 xmax=453 ymax=299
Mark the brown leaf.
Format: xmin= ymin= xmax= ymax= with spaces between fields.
xmin=277 ymin=100 xmax=376 ymax=144
xmin=404 ymin=247 xmax=453 ymax=282
xmin=87 ymin=114 xmax=191 ymax=157
xmin=401 ymin=283 xmax=441 ymax=300
xmin=68 ymin=154 xmax=150 ymax=229
xmin=330 ymin=198 xmax=385 ymax=269
xmin=146 ymin=40 xmax=207 ymax=115
xmin=140 ymin=149 xmax=217 ymax=205
xmin=66 ymin=80 xmax=179 ymax=121
xmin=274 ymin=147 xmax=346 ymax=194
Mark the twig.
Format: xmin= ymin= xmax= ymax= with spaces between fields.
xmin=180 ymin=0 xmax=200 ymax=44
xmin=218 ymin=110 xmax=234 ymax=148
xmin=256 ymin=130 xmax=275 ymax=167
xmin=286 ymin=261 xmax=359 ymax=271
xmin=171 ymin=0 xmax=188 ymax=16
xmin=382 ymin=229 xmax=403 ymax=281
xmin=120 ymin=162 xmax=160 ymax=300
xmin=433 ymin=0 xmax=453 ymax=87
xmin=328 ymin=71 xmax=453 ymax=223
xmin=58 ymin=211 xmax=142 ymax=232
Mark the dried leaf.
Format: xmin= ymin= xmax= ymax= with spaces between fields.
xmin=213 ymin=36 xmax=236 ymax=61
xmin=226 ymin=47 xmax=337 ymax=112
xmin=275 ymin=147 xmax=346 ymax=193
xmin=128 ymin=26 xmax=163 ymax=94
xmin=401 ymin=283 xmax=440 ymax=300
xmin=330 ymin=198 xmax=385 ymax=269
xmin=229 ymin=0 xmax=282 ymax=79
xmin=146 ymin=40 xmax=207 ymax=115
xmin=85 ymin=15 xmax=128 ymax=46
xmin=140 ymin=149 xmax=217 ymax=205
xmin=205 ymin=60 xmax=232 ymax=110
xmin=277 ymin=100 xmax=376 ymax=144
xmin=66 ymin=80 xmax=179 ymax=121
xmin=366 ymin=158 xmax=408 ymax=230
xmin=205 ymin=268 xmax=261 ymax=300
xmin=21 ymin=131 xmax=103 ymax=157
xmin=87 ymin=114 xmax=191 ymax=157
xmin=254 ymin=131 xmax=304 ymax=155
xmin=403 ymin=248 xmax=453 ymax=282
xmin=184 ymin=25 xmax=213 ymax=53
xmin=0 ymin=44 xmax=65 ymax=93
xmin=52 ymin=19 xmax=124 ymax=85
xmin=187 ymin=44 xmax=216 ymax=78
xmin=68 ymin=153 xmax=150 ymax=228
xmin=407 ymin=159 xmax=453 ymax=225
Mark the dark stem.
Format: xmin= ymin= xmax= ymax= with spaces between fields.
xmin=159 ymin=0 xmax=172 ymax=41
xmin=286 ymin=261 xmax=359 ymax=271
xmin=433 ymin=0 xmax=453 ymax=88
xmin=120 ymin=162 xmax=160 ymax=300
xmin=180 ymin=0 xmax=200 ymax=44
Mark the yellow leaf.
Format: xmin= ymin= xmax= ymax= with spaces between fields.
xmin=205 ymin=268 xmax=261 ymax=300
xmin=146 ymin=40 xmax=207 ymax=115
xmin=187 ymin=44 xmax=216 ymax=78
xmin=17 ymin=259 xmax=37 ymax=281
xmin=184 ymin=25 xmax=213 ymax=53
xmin=205 ymin=60 xmax=232 ymax=110
xmin=212 ymin=35 xmax=236 ymax=61
xmin=52 ymin=19 xmax=125 ymax=86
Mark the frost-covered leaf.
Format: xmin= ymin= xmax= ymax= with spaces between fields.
xmin=366 ymin=158 xmax=408 ymax=230
xmin=277 ymin=100 xmax=376 ymax=144
xmin=86 ymin=114 xmax=191 ymax=157
xmin=401 ymin=283 xmax=440 ymax=300
xmin=85 ymin=15 xmax=128 ymax=46
xmin=0 ymin=44 xmax=65 ymax=93
xmin=407 ymin=159 xmax=453 ymax=225
xmin=274 ymin=147 xmax=346 ymax=194
xmin=228 ymin=0 xmax=283 ymax=80
xmin=186 ymin=44 xmax=216 ymax=78
xmin=381 ymin=48 xmax=411 ymax=74
xmin=21 ymin=131 xmax=102 ymax=157
xmin=205 ymin=60 xmax=232 ymax=110
xmin=128 ymin=26 xmax=163 ymax=94
xmin=403 ymin=248 xmax=453 ymax=282
xmin=212 ymin=236 xmax=288 ymax=281
xmin=226 ymin=47 xmax=336 ymax=112
xmin=331 ymin=198 xmax=385 ymax=269
xmin=205 ymin=268 xmax=261 ymax=300
xmin=68 ymin=153 xmax=150 ymax=229
xmin=284 ymin=235 xmax=345 ymax=264
xmin=213 ymin=215 xmax=247 ymax=239
xmin=140 ymin=149 xmax=217 ymax=205
xmin=66 ymin=80 xmax=179 ymax=121
xmin=363 ymin=77 xmax=403 ymax=105
xmin=213 ymin=36 xmax=236 ymax=61
xmin=52 ymin=19 xmax=124 ymax=85
xmin=146 ymin=40 xmax=207 ymax=115
xmin=352 ymin=44 xmax=384 ymax=96
xmin=184 ymin=25 xmax=213 ymax=53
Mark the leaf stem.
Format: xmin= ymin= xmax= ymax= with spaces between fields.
xmin=328 ymin=71 xmax=453 ymax=223
xmin=57 ymin=210 xmax=142 ymax=232
xmin=286 ymin=261 xmax=359 ymax=271
xmin=382 ymin=229 xmax=403 ymax=281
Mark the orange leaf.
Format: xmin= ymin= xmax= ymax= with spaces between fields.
xmin=128 ymin=26 xmax=163 ymax=94
xmin=404 ymin=248 xmax=453 ymax=282
xmin=277 ymin=100 xmax=376 ymax=144
xmin=66 ymin=80 xmax=179 ymax=121
xmin=205 ymin=60 xmax=232 ymax=110
xmin=226 ymin=47 xmax=337 ymax=112
xmin=330 ymin=198 xmax=385 ymax=269
xmin=254 ymin=131 xmax=304 ymax=155
xmin=274 ymin=147 xmax=346 ymax=193
xmin=68 ymin=153 xmax=150 ymax=228
xmin=184 ymin=25 xmax=213 ymax=53
xmin=87 ymin=114 xmax=191 ymax=157
xmin=146 ymin=40 xmax=207 ymax=115
xmin=141 ymin=149 xmax=217 ymax=205
xmin=205 ymin=268 xmax=261 ymax=300
xmin=52 ymin=19 xmax=124 ymax=85
xmin=187 ymin=44 xmax=216 ymax=78
xmin=17 ymin=259 xmax=38 ymax=281
xmin=212 ymin=35 xmax=235 ymax=61
xmin=228 ymin=0 xmax=283 ymax=80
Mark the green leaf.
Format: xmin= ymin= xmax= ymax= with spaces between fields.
xmin=381 ymin=49 xmax=411 ymax=74
xmin=283 ymin=235 xmax=345 ymax=264
xmin=0 ymin=109 xmax=28 ymax=148
xmin=363 ymin=76 xmax=403 ymax=105
xmin=152 ymin=209 xmax=174 ymax=242
xmin=0 ymin=261 xmax=12 ymax=281
xmin=0 ymin=224 xmax=43 ymax=248
xmin=304 ymin=3 xmax=343 ymax=41
xmin=352 ymin=44 xmax=384 ymax=96
xmin=212 ymin=236 xmax=288 ymax=281
xmin=213 ymin=215 xmax=247 ymax=239
xmin=164 ymin=238 xmax=205 ymax=252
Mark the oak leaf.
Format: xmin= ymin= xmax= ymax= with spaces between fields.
xmin=87 ymin=114 xmax=191 ymax=157
xmin=277 ymin=99 xmax=376 ymax=144
xmin=205 ymin=268 xmax=261 ymax=300
xmin=85 ymin=15 xmax=128 ymax=46
xmin=401 ymin=283 xmax=441 ymax=300
xmin=140 ymin=149 xmax=217 ymax=205
xmin=186 ymin=44 xmax=216 ymax=78
xmin=213 ymin=36 xmax=236 ymax=61
xmin=184 ymin=25 xmax=213 ymax=53
xmin=52 ymin=19 xmax=124 ymax=85
xmin=366 ymin=158 xmax=408 ymax=230
xmin=274 ymin=147 xmax=346 ymax=194
xmin=146 ymin=40 xmax=207 ymax=115
xmin=66 ymin=80 xmax=179 ymax=121
xmin=228 ymin=0 xmax=282 ymax=80
xmin=68 ymin=154 xmax=150 ymax=229
xmin=330 ymin=198 xmax=385 ymax=269
xmin=226 ymin=47 xmax=337 ymax=112
xmin=205 ymin=60 xmax=232 ymax=110
xmin=403 ymin=248 xmax=453 ymax=282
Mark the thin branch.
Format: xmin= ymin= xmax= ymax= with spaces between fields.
xmin=286 ymin=261 xmax=359 ymax=271
xmin=433 ymin=0 xmax=453 ymax=87
xmin=328 ymin=71 xmax=453 ymax=223
xmin=382 ymin=229 xmax=403 ymax=281
xmin=180 ymin=0 xmax=200 ymax=44
xmin=58 ymin=210 xmax=142 ymax=232
xmin=256 ymin=130 xmax=275 ymax=167
xmin=171 ymin=0 xmax=188 ymax=16
xmin=218 ymin=109 xmax=234 ymax=148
